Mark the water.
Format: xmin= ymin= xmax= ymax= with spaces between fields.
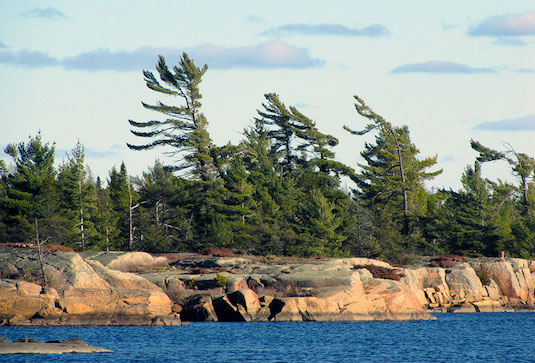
xmin=1 ymin=313 xmax=534 ymax=362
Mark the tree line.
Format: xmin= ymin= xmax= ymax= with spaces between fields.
xmin=1 ymin=53 xmax=534 ymax=261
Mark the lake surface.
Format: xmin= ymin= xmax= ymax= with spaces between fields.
xmin=1 ymin=313 xmax=534 ymax=362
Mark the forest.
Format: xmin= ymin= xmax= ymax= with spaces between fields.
xmin=1 ymin=53 xmax=534 ymax=263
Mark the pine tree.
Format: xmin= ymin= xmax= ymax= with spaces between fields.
xmin=108 ymin=163 xmax=131 ymax=249
xmin=94 ymin=176 xmax=119 ymax=251
xmin=0 ymin=132 xmax=59 ymax=242
xmin=128 ymin=53 xmax=214 ymax=181
xmin=345 ymin=96 xmax=441 ymax=253
xmin=57 ymin=141 xmax=98 ymax=249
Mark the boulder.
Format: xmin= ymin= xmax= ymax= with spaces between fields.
xmin=0 ymin=248 xmax=175 ymax=325
xmin=181 ymin=294 xmax=217 ymax=321
xmin=445 ymin=264 xmax=485 ymax=302
xmin=485 ymin=260 xmax=528 ymax=301
xmin=84 ymin=252 xmax=169 ymax=272
xmin=472 ymin=300 xmax=505 ymax=313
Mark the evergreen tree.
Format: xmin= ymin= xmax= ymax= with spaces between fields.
xmin=108 ymin=162 xmax=131 ymax=249
xmin=57 ymin=141 xmax=98 ymax=249
xmin=345 ymin=96 xmax=441 ymax=255
xmin=128 ymin=53 xmax=214 ymax=181
xmin=438 ymin=163 xmax=506 ymax=256
xmin=94 ymin=176 xmax=119 ymax=251
xmin=0 ymin=132 xmax=59 ymax=242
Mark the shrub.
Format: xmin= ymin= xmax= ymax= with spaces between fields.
xmin=186 ymin=279 xmax=197 ymax=289
xmin=352 ymin=264 xmax=403 ymax=281
xmin=201 ymin=247 xmax=236 ymax=257
xmin=214 ymin=273 xmax=228 ymax=287
xmin=475 ymin=263 xmax=491 ymax=286
xmin=42 ymin=244 xmax=74 ymax=253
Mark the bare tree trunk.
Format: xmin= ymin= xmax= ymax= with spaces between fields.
xmin=386 ymin=125 xmax=409 ymax=235
xmin=128 ymin=178 xmax=133 ymax=250
xmin=79 ymin=178 xmax=85 ymax=250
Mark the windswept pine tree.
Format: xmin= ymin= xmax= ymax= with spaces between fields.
xmin=345 ymin=96 xmax=442 ymax=256
xmin=128 ymin=53 xmax=214 ymax=181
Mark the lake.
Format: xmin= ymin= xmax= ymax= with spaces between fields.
xmin=1 ymin=313 xmax=534 ymax=362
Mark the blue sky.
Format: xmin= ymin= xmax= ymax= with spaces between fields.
xmin=0 ymin=0 xmax=533 ymax=190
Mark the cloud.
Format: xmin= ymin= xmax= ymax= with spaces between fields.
xmin=245 ymin=14 xmax=264 ymax=23
xmin=84 ymin=147 xmax=120 ymax=158
xmin=0 ymin=49 xmax=59 ymax=68
xmin=0 ymin=41 xmax=6 ymax=49
xmin=516 ymin=68 xmax=535 ymax=73
xmin=390 ymin=61 xmax=497 ymax=74
xmin=492 ymin=38 xmax=528 ymax=46
xmin=440 ymin=155 xmax=456 ymax=162
xmin=20 ymin=6 xmax=66 ymax=20
xmin=473 ymin=115 xmax=535 ymax=131
xmin=0 ymin=40 xmax=323 ymax=71
xmin=262 ymin=23 xmax=390 ymax=37
xmin=469 ymin=11 xmax=535 ymax=37
xmin=190 ymin=40 xmax=324 ymax=69
xmin=441 ymin=22 xmax=459 ymax=31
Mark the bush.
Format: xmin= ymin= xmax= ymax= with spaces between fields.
xmin=352 ymin=264 xmax=403 ymax=281
xmin=42 ymin=244 xmax=74 ymax=253
xmin=214 ymin=273 xmax=227 ymax=287
xmin=475 ymin=263 xmax=491 ymax=286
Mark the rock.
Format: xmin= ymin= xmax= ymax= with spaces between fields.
xmin=445 ymin=264 xmax=485 ymax=302
xmin=227 ymin=289 xmax=262 ymax=317
xmin=181 ymin=294 xmax=217 ymax=321
xmin=0 ymin=339 xmax=112 ymax=354
xmin=485 ymin=260 xmax=528 ymax=301
xmin=447 ymin=305 xmax=477 ymax=313
xmin=0 ymin=248 xmax=176 ymax=325
xmin=473 ymin=300 xmax=505 ymax=313
xmin=213 ymin=295 xmax=245 ymax=321
xmin=226 ymin=276 xmax=248 ymax=293
xmin=151 ymin=313 xmax=182 ymax=326
xmin=84 ymin=251 xmax=169 ymax=272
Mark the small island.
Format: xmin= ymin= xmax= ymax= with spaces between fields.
xmin=0 ymin=337 xmax=112 ymax=354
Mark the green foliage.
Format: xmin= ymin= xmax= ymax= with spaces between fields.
xmin=1 ymin=54 xmax=534 ymax=260
xmin=214 ymin=273 xmax=228 ymax=287
xmin=128 ymin=53 xmax=214 ymax=181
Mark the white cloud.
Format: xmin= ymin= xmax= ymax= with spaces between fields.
xmin=262 ymin=23 xmax=390 ymax=37
xmin=0 ymin=40 xmax=324 ymax=71
xmin=391 ymin=61 xmax=497 ymax=74
xmin=473 ymin=115 xmax=535 ymax=131
xmin=20 ymin=7 xmax=66 ymax=20
xmin=469 ymin=11 xmax=535 ymax=37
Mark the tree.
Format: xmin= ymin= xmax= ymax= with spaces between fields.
xmin=94 ymin=176 xmax=119 ymax=251
xmin=0 ymin=132 xmax=59 ymax=242
xmin=471 ymin=140 xmax=535 ymax=215
xmin=57 ymin=141 xmax=98 ymax=249
xmin=438 ymin=163 xmax=507 ymax=256
xmin=108 ymin=162 xmax=131 ymax=249
xmin=128 ymin=53 xmax=214 ymax=181
xmin=345 ymin=96 xmax=441 ymax=253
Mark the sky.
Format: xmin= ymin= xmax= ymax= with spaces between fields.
xmin=0 ymin=0 xmax=534 ymax=191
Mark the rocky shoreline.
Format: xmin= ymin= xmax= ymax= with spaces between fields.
xmin=0 ymin=246 xmax=534 ymax=325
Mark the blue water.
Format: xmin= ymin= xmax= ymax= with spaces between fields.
xmin=1 ymin=313 xmax=534 ymax=362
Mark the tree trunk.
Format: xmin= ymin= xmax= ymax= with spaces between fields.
xmin=386 ymin=125 xmax=409 ymax=235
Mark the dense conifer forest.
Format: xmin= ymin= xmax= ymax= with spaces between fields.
xmin=1 ymin=53 xmax=534 ymax=262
